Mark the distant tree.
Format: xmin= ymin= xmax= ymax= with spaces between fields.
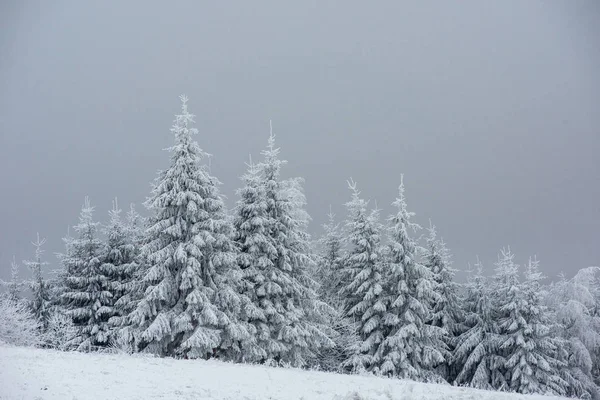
xmin=1 ymin=256 xmax=24 ymax=302
xmin=316 ymin=209 xmax=345 ymax=309
xmin=23 ymin=233 xmax=52 ymax=331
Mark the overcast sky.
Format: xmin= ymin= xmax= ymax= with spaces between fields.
xmin=1 ymin=1 xmax=599 ymax=284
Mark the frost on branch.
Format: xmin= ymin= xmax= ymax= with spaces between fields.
xmin=0 ymin=295 xmax=42 ymax=347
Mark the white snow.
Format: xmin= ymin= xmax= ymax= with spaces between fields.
xmin=0 ymin=345 xmax=567 ymax=400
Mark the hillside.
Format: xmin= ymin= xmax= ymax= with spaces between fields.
xmin=0 ymin=345 xmax=566 ymax=400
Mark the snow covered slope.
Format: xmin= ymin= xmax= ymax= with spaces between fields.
xmin=0 ymin=345 xmax=566 ymax=400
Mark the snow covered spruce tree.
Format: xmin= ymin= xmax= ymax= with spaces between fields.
xmin=231 ymin=158 xmax=270 ymax=362
xmin=23 ymin=234 xmax=52 ymax=331
xmin=545 ymin=267 xmax=600 ymax=399
xmin=372 ymin=176 xmax=445 ymax=381
xmin=453 ymin=258 xmax=504 ymax=389
xmin=59 ymin=197 xmax=111 ymax=351
xmin=589 ymin=269 xmax=600 ymax=390
xmin=101 ymin=199 xmax=140 ymax=341
xmin=124 ymin=203 xmax=146 ymax=257
xmin=313 ymin=209 xmax=356 ymax=371
xmin=339 ymin=180 xmax=386 ymax=373
xmin=50 ymin=227 xmax=75 ymax=310
xmin=492 ymin=247 xmax=540 ymax=392
xmin=129 ymin=96 xmax=251 ymax=360
xmin=234 ymin=128 xmax=332 ymax=367
xmin=489 ymin=247 xmax=527 ymax=392
xmin=316 ymin=209 xmax=345 ymax=308
xmin=498 ymin=256 xmax=568 ymax=396
xmin=10 ymin=258 xmax=23 ymax=301
xmin=423 ymin=223 xmax=463 ymax=381
xmin=1 ymin=257 xmax=24 ymax=302
xmin=108 ymin=203 xmax=146 ymax=352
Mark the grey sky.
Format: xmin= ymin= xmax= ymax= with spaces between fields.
xmin=1 ymin=1 xmax=599 ymax=283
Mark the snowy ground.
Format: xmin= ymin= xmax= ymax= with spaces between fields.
xmin=0 ymin=345 xmax=566 ymax=400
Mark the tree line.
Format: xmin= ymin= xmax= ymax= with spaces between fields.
xmin=2 ymin=95 xmax=599 ymax=399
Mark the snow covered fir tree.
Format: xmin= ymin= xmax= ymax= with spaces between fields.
xmin=57 ymin=197 xmax=112 ymax=350
xmin=339 ymin=180 xmax=386 ymax=372
xmin=452 ymin=257 xmax=505 ymax=390
xmin=4 ymin=257 xmax=23 ymax=302
xmin=101 ymin=200 xmax=142 ymax=337
xmin=313 ymin=209 xmax=357 ymax=371
xmin=128 ymin=95 xmax=252 ymax=359
xmin=1 ymin=95 xmax=598 ymax=399
xmin=23 ymin=234 xmax=52 ymax=331
xmin=371 ymin=177 xmax=446 ymax=381
xmin=315 ymin=210 xmax=345 ymax=311
xmin=233 ymin=125 xmax=332 ymax=367
xmin=504 ymin=256 xmax=568 ymax=396
xmin=423 ymin=223 xmax=463 ymax=382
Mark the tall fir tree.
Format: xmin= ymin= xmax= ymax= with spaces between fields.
xmin=125 ymin=203 xmax=145 ymax=246
xmin=129 ymin=96 xmax=251 ymax=359
xmin=373 ymin=177 xmax=445 ymax=381
xmin=233 ymin=158 xmax=273 ymax=362
xmin=423 ymin=222 xmax=463 ymax=381
xmin=60 ymin=197 xmax=111 ymax=350
xmin=283 ymin=174 xmax=336 ymax=368
xmin=235 ymin=128 xmax=332 ymax=367
xmin=340 ymin=180 xmax=386 ymax=372
xmin=24 ymin=233 xmax=52 ymax=331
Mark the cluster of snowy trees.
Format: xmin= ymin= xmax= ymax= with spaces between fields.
xmin=2 ymin=96 xmax=599 ymax=399
xmin=0 ymin=235 xmax=76 ymax=349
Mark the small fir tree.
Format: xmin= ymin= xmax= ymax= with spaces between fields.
xmin=24 ymin=233 xmax=52 ymax=331
xmin=60 ymin=197 xmax=111 ymax=351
